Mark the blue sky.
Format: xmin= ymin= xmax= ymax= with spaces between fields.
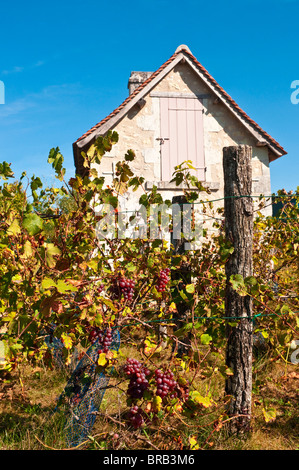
xmin=0 ymin=0 xmax=298 ymax=193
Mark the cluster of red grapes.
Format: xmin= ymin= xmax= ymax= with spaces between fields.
xmin=156 ymin=268 xmax=171 ymax=292
xmin=88 ymin=327 xmax=113 ymax=353
xmin=127 ymin=405 xmax=144 ymax=429
xmin=111 ymin=276 xmax=135 ymax=301
xmin=155 ymin=368 xmax=178 ymax=399
xmin=124 ymin=358 xmax=151 ymax=399
xmin=97 ymin=283 xmax=104 ymax=293
xmin=123 ymin=357 xmax=191 ymax=429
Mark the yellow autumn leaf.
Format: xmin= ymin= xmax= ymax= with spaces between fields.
xmin=144 ymin=337 xmax=162 ymax=355
xmin=113 ymin=179 xmax=128 ymax=195
xmin=144 ymin=345 xmax=162 ymax=355
xmin=61 ymin=333 xmax=72 ymax=350
xmin=98 ymin=352 xmax=107 ymax=367
xmin=152 ymin=395 xmax=162 ymax=413
xmin=189 ymin=436 xmax=199 ymax=450
xmin=179 ymin=359 xmax=190 ymax=372
xmin=7 ymin=219 xmax=21 ymax=236
xmin=87 ymin=143 xmax=96 ymax=158
xmin=262 ymin=407 xmax=277 ymax=423
xmin=122 ymin=306 xmax=132 ymax=317
xmin=22 ymin=240 xmax=33 ymax=259
xmin=190 ymin=391 xmax=214 ymax=408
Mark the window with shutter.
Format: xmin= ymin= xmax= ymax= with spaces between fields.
xmin=159 ymin=96 xmax=205 ymax=182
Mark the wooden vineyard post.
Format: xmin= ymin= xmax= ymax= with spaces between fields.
xmin=223 ymin=145 xmax=254 ymax=434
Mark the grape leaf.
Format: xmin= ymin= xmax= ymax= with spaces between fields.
xmin=189 ymin=436 xmax=199 ymax=450
xmin=56 ymin=280 xmax=78 ymax=293
xmin=22 ymin=213 xmax=43 ymax=236
xmin=98 ymin=352 xmax=107 ymax=367
xmin=189 ymin=391 xmax=214 ymax=408
xmin=262 ymin=407 xmax=276 ymax=423
xmin=152 ymin=395 xmax=162 ymax=413
xmin=7 ymin=219 xmax=21 ymax=235
xmin=41 ymin=277 xmax=56 ymax=289
xmin=22 ymin=240 xmax=33 ymax=259
xmin=200 ymin=333 xmax=212 ymax=345
xmin=44 ymin=243 xmax=61 ymax=268
xmin=61 ymin=333 xmax=72 ymax=350
xmin=186 ymin=283 xmax=195 ymax=294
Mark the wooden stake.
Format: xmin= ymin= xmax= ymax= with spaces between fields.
xmin=223 ymin=145 xmax=254 ymax=434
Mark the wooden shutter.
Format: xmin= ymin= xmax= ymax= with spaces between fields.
xmin=159 ymin=96 xmax=205 ymax=181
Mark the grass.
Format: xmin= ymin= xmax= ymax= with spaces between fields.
xmin=0 ymin=337 xmax=298 ymax=451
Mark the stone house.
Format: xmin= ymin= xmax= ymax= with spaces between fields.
xmin=72 ymin=45 xmax=286 ymax=242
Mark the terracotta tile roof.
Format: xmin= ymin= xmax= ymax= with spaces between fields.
xmin=74 ymin=48 xmax=287 ymax=158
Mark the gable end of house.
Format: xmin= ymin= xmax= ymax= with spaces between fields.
xmin=72 ymin=45 xmax=287 ymax=178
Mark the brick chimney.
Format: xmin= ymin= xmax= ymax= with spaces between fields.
xmin=128 ymin=71 xmax=153 ymax=95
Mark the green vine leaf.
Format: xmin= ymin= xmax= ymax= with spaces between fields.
xmin=44 ymin=243 xmax=61 ymax=268
xmin=22 ymin=213 xmax=43 ymax=236
xmin=200 ymin=333 xmax=213 ymax=345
